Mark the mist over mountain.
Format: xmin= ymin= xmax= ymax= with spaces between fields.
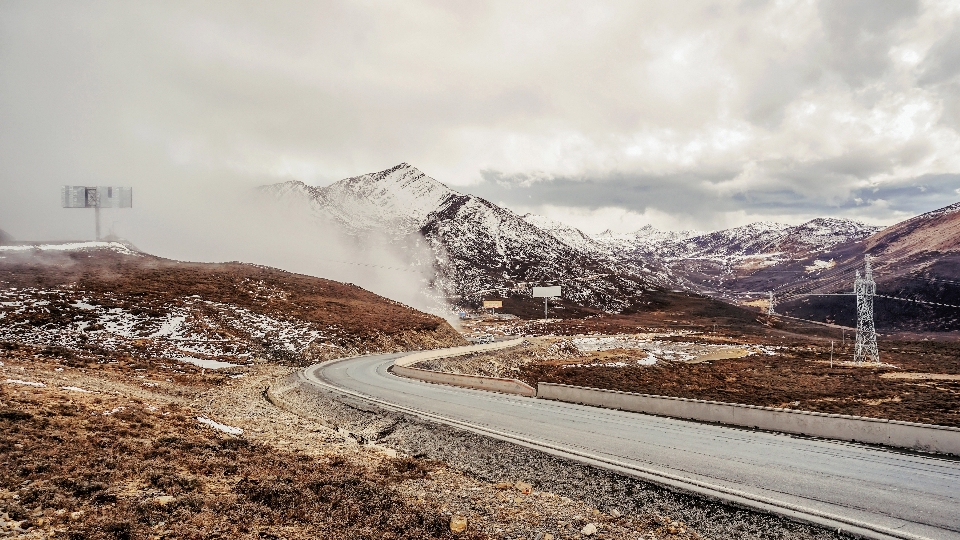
xmin=262 ymin=162 xmax=960 ymax=329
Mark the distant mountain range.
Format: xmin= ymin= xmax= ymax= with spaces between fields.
xmin=262 ymin=163 xmax=960 ymax=330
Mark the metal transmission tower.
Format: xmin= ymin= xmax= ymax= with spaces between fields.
xmin=854 ymin=256 xmax=880 ymax=365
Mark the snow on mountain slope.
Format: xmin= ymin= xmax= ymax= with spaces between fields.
xmin=263 ymin=163 xmax=653 ymax=312
xmin=264 ymin=163 xmax=458 ymax=233
xmin=318 ymin=163 xmax=459 ymax=231
xmin=591 ymin=226 xmax=700 ymax=258
xmin=521 ymin=214 xmax=605 ymax=255
xmin=779 ymin=218 xmax=883 ymax=254
xmin=614 ymin=218 xmax=879 ymax=263
xmin=663 ymin=222 xmax=792 ymax=260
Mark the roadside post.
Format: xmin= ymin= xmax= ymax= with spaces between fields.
xmin=532 ymin=286 xmax=561 ymax=320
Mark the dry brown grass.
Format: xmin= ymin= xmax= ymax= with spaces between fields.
xmin=0 ymin=384 xmax=484 ymax=540
xmin=520 ymin=339 xmax=960 ymax=426
xmin=0 ymin=248 xmax=463 ymax=347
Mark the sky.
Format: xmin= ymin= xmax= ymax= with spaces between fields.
xmin=2 ymin=0 xmax=960 ymax=246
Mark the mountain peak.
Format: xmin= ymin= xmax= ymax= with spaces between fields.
xmin=305 ymin=163 xmax=461 ymax=231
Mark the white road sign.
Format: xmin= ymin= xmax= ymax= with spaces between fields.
xmin=532 ymin=286 xmax=561 ymax=298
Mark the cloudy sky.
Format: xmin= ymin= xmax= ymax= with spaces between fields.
xmin=2 ymin=0 xmax=960 ymax=240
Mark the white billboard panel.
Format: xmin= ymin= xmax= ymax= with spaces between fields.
xmin=61 ymin=186 xmax=89 ymax=208
xmin=97 ymin=186 xmax=133 ymax=208
xmin=482 ymin=300 xmax=503 ymax=309
xmin=532 ymin=286 xmax=561 ymax=298
xmin=61 ymin=186 xmax=132 ymax=208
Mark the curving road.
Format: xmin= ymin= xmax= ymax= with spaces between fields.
xmin=299 ymin=352 xmax=960 ymax=540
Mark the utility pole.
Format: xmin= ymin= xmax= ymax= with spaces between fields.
xmin=854 ymin=255 xmax=880 ymax=365
xmin=830 ymin=340 xmax=834 ymax=368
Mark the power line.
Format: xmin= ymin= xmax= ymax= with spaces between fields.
xmin=316 ymin=259 xmax=428 ymax=273
xmin=874 ymin=294 xmax=960 ymax=309
xmin=899 ymin=274 xmax=960 ymax=287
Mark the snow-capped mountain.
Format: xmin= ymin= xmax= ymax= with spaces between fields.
xmin=521 ymin=214 xmax=606 ymax=255
xmin=263 ymin=163 xmax=653 ymax=311
xmin=595 ymin=218 xmax=879 ymax=265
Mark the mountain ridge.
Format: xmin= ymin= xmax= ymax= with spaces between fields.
xmin=261 ymin=162 xmax=959 ymax=329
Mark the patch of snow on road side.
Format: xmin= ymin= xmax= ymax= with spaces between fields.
xmin=176 ymin=357 xmax=238 ymax=369
xmin=4 ymin=379 xmax=45 ymax=387
xmin=60 ymin=386 xmax=92 ymax=393
xmin=197 ymin=416 xmax=243 ymax=435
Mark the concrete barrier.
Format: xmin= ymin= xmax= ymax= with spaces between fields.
xmin=391 ymin=338 xmax=535 ymax=397
xmin=394 ymin=338 xmax=525 ymax=367
xmin=537 ymin=383 xmax=960 ymax=456
xmin=392 ymin=364 xmax=536 ymax=396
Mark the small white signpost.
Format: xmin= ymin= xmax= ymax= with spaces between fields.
xmin=532 ymin=286 xmax=562 ymax=320
xmin=61 ymin=186 xmax=132 ymax=240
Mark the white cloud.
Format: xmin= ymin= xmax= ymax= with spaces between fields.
xmin=0 ymin=0 xmax=958 ymax=238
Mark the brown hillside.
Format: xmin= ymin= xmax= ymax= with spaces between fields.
xmin=0 ymin=245 xmax=464 ymax=365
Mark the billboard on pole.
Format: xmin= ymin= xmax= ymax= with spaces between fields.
xmin=532 ymin=286 xmax=561 ymax=298
xmin=482 ymin=300 xmax=503 ymax=309
xmin=61 ymin=186 xmax=133 ymax=208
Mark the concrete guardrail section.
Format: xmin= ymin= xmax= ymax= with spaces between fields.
xmin=391 ymin=338 xmax=536 ymax=397
xmin=537 ymin=383 xmax=960 ymax=456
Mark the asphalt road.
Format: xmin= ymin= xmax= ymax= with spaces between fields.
xmin=301 ymin=352 xmax=960 ymax=540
